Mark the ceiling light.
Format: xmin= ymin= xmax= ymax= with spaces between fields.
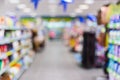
xmin=84 ymin=0 xmax=94 ymax=4
xmin=79 ymin=4 xmax=89 ymax=10
xmin=23 ymin=8 xmax=31 ymax=13
xmin=75 ymin=9 xmax=83 ymax=13
xmin=9 ymin=0 xmax=19 ymax=4
xmin=17 ymin=4 xmax=26 ymax=9
xmin=64 ymin=0 xmax=73 ymax=3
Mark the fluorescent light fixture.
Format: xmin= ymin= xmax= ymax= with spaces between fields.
xmin=9 ymin=0 xmax=19 ymax=4
xmin=79 ymin=4 xmax=89 ymax=10
xmin=23 ymin=8 xmax=31 ymax=13
xmin=17 ymin=4 xmax=26 ymax=9
xmin=75 ymin=9 xmax=83 ymax=13
xmin=63 ymin=0 xmax=73 ymax=3
xmin=84 ymin=0 xmax=94 ymax=4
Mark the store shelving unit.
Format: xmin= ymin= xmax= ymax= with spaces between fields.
xmin=107 ymin=15 xmax=120 ymax=80
xmin=0 ymin=25 xmax=34 ymax=80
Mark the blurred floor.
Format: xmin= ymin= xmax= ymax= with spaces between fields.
xmin=20 ymin=41 xmax=103 ymax=80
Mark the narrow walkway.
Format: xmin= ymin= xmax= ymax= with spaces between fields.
xmin=20 ymin=41 xmax=103 ymax=80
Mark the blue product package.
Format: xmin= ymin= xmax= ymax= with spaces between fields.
xmin=114 ymin=61 xmax=118 ymax=72
xmin=108 ymin=44 xmax=114 ymax=54
xmin=117 ymin=64 xmax=120 ymax=74
xmin=108 ymin=59 xmax=115 ymax=70
xmin=118 ymin=46 xmax=120 ymax=57
xmin=114 ymin=45 xmax=118 ymax=57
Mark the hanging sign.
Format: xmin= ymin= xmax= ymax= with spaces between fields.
xmin=31 ymin=0 xmax=41 ymax=9
xmin=60 ymin=0 xmax=74 ymax=12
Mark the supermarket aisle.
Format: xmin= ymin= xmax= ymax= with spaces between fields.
xmin=20 ymin=41 xmax=103 ymax=80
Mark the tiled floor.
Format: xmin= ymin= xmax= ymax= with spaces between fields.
xmin=20 ymin=41 xmax=104 ymax=80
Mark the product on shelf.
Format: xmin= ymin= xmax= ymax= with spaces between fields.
xmin=1 ymin=72 xmax=11 ymax=80
xmin=0 ymin=15 xmax=35 ymax=80
xmin=107 ymin=15 xmax=120 ymax=80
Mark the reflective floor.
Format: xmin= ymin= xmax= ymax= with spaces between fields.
xmin=20 ymin=41 xmax=103 ymax=80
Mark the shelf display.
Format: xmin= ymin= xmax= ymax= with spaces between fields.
xmin=107 ymin=15 xmax=120 ymax=80
xmin=0 ymin=16 xmax=35 ymax=80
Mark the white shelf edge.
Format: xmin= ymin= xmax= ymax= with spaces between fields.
xmin=0 ymin=27 xmax=27 ymax=30
xmin=12 ymin=68 xmax=25 ymax=80
xmin=0 ymin=35 xmax=31 ymax=45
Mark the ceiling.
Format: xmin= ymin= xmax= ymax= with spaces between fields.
xmin=0 ymin=0 xmax=119 ymax=17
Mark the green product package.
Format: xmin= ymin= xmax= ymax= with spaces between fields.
xmin=0 ymin=60 xmax=2 ymax=70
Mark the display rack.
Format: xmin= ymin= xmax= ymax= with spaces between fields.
xmin=107 ymin=15 xmax=120 ymax=80
xmin=0 ymin=25 xmax=34 ymax=80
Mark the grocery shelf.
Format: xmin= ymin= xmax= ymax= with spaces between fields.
xmin=0 ymin=34 xmax=31 ymax=45
xmin=0 ymin=47 xmax=32 ymax=76
xmin=109 ymin=42 xmax=120 ymax=46
xmin=109 ymin=43 xmax=120 ymax=46
xmin=9 ymin=47 xmax=32 ymax=67
xmin=108 ymin=54 xmax=120 ymax=62
xmin=108 ymin=68 xmax=120 ymax=79
xmin=108 ymin=28 xmax=120 ymax=31
xmin=0 ymin=48 xmax=21 ymax=59
xmin=0 ymin=44 xmax=31 ymax=59
xmin=107 ymin=14 xmax=120 ymax=80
